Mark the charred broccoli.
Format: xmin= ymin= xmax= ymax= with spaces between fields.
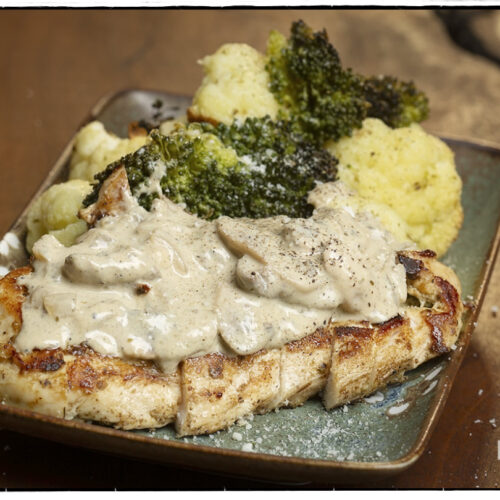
xmin=362 ymin=75 xmax=429 ymax=128
xmin=266 ymin=20 xmax=367 ymax=146
xmin=84 ymin=120 xmax=337 ymax=220
xmin=206 ymin=116 xmax=338 ymax=217
xmin=265 ymin=20 xmax=429 ymax=143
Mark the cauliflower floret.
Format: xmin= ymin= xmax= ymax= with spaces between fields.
xmin=26 ymin=180 xmax=92 ymax=252
xmin=326 ymin=118 xmax=463 ymax=256
xmin=187 ymin=43 xmax=279 ymax=125
xmin=69 ymin=121 xmax=148 ymax=182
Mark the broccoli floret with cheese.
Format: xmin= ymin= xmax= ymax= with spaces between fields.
xmin=326 ymin=118 xmax=463 ymax=256
xmin=26 ymin=180 xmax=92 ymax=252
xmin=188 ymin=43 xmax=279 ymax=125
xmin=206 ymin=116 xmax=338 ymax=217
xmin=363 ymin=75 xmax=429 ymax=128
xmin=69 ymin=121 xmax=148 ymax=182
xmin=84 ymin=119 xmax=337 ymax=220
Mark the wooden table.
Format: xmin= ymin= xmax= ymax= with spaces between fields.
xmin=0 ymin=9 xmax=499 ymax=489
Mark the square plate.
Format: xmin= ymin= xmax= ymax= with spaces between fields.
xmin=0 ymin=90 xmax=499 ymax=484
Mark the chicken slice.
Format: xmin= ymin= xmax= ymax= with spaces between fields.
xmin=323 ymin=250 xmax=462 ymax=409
xmin=176 ymin=349 xmax=280 ymax=436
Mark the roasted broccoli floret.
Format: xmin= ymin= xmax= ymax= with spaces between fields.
xmin=266 ymin=20 xmax=368 ymax=146
xmin=84 ymin=125 xmax=242 ymax=217
xmin=84 ymin=120 xmax=338 ymax=220
xmin=362 ymin=75 xmax=429 ymax=128
xmin=206 ymin=116 xmax=338 ymax=217
xmin=156 ymin=126 xmax=244 ymax=218
xmin=265 ymin=20 xmax=429 ymax=143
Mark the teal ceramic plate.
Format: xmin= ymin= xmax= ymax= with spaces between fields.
xmin=0 ymin=90 xmax=499 ymax=484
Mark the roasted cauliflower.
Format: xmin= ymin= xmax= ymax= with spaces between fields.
xmin=188 ymin=43 xmax=279 ymax=125
xmin=326 ymin=118 xmax=463 ymax=256
xmin=26 ymin=180 xmax=92 ymax=252
xmin=69 ymin=121 xmax=148 ymax=182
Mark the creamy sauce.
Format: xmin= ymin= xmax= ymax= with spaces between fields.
xmin=16 ymin=183 xmax=408 ymax=373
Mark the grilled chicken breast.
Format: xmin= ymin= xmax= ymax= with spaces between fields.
xmin=0 ymin=167 xmax=463 ymax=435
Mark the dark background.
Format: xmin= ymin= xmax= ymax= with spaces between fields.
xmin=0 ymin=9 xmax=499 ymax=489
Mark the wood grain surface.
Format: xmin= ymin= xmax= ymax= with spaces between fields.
xmin=0 ymin=9 xmax=499 ymax=490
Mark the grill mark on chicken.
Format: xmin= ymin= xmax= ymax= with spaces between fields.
xmin=425 ymin=276 xmax=459 ymax=354
xmin=375 ymin=315 xmax=406 ymax=336
xmin=13 ymin=348 xmax=65 ymax=373
xmin=418 ymin=249 xmax=437 ymax=259
xmin=335 ymin=325 xmax=373 ymax=360
xmin=0 ymin=267 xmax=30 ymax=338
xmin=67 ymin=357 xmax=99 ymax=393
xmin=398 ymin=250 xmax=436 ymax=280
xmin=398 ymin=254 xmax=423 ymax=279
xmin=207 ymin=357 xmax=224 ymax=379
xmin=284 ymin=326 xmax=332 ymax=351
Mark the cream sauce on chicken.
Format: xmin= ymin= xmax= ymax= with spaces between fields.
xmin=16 ymin=184 xmax=408 ymax=373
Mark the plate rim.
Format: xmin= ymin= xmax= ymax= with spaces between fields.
xmin=1 ymin=88 xmax=499 ymax=483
